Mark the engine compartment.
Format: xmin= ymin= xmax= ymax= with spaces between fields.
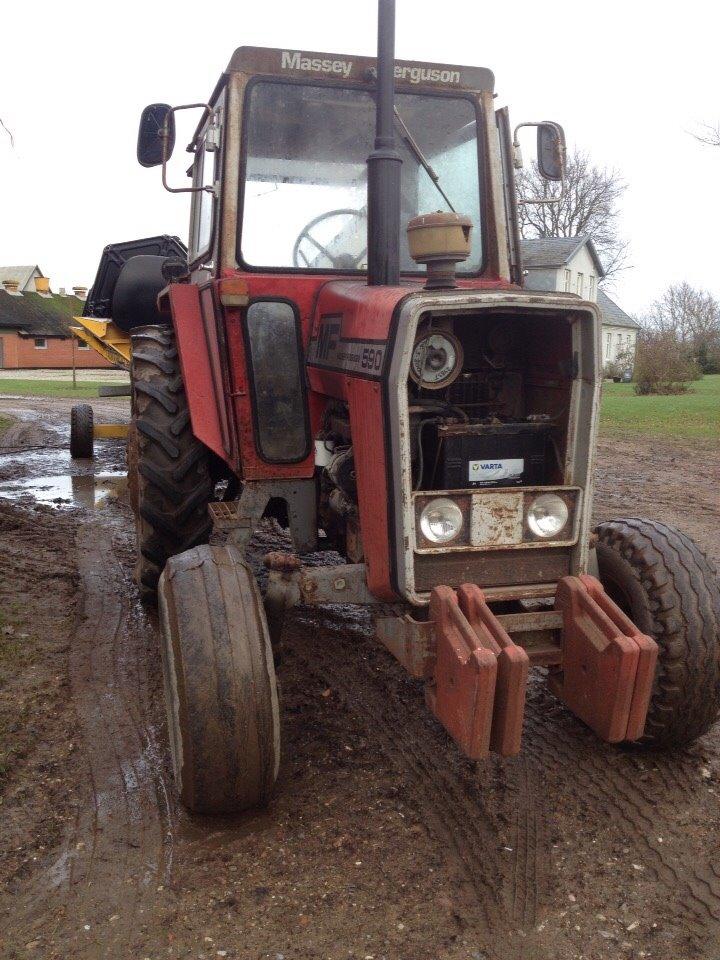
xmin=314 ymin=307 xmax=578 ymax=562
xmin=409 ymin=310 xmax=575 ymax=493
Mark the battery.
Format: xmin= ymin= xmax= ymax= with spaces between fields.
xmin=438 ymin=421 xmax=551 ymax=489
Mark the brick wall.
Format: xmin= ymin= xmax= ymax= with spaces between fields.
xmin=0 ymin=332 xmax=114 ymax=369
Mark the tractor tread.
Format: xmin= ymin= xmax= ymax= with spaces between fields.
xmin=129 ymin=325 xmax=213 ymax=598
xmin=595 ymin=517 xmax=720 ymax=746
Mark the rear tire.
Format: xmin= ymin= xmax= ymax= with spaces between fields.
xmin=595 ymin=518 xmax=720 ymax=746
xmin=70 ymin=404 xmax=94 ymax=459
xmin=130 ymin=325 xmax=213 ymax=599
xmin=158 ymin=544 xmax=281 ymax=814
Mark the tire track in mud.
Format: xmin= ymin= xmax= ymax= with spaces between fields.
xmin=11 ymin=520 xmax=173 ymax=958
xmin=507 ymin=753 xmax=543 ymax=928
xmin=287 ymin=605 xmax=559 ymax=959
xmin=522 ymin=678 xmax=720 ymax=943
xmin=286 ymin=597 xmax=720 ymax=957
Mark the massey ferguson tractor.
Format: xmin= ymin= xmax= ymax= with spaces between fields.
xmin=90 ymin=0 xmax=720 ymax=813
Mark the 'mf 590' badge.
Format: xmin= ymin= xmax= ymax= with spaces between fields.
xmin=308 ymin=314 xmax=387 ymax=379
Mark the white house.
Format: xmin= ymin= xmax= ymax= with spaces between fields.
xmin=520 ymin=237 xmax=640 ymax=371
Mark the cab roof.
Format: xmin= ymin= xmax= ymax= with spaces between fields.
xmin=225 ymin=46 xmax=494 ymax=94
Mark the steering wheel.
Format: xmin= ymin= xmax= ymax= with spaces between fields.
xmin=292 ymin=208 xmax=367 ymax=270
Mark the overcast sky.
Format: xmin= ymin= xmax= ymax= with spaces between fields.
xmin=1 ymin=0 xmax=718 ymax=315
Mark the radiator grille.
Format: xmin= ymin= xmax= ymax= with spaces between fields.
xmin=413 ymin=547 xmax=570 ymax=592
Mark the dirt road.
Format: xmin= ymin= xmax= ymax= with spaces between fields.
xmin=1 ymin=397 xmax=719 ymax=960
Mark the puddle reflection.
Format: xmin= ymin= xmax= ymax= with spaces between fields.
xmin=0 ymin=471 xmax=127 ymax=508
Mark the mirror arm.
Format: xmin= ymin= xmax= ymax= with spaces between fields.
xmin=517 ymin=170 xmax=566 ymax=207
xmin=513 ymin=121 xmax=566 ymax=207
xmin=161 ymin=103 xmax=214 ymax=195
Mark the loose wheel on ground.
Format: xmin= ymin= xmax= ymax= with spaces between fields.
xmin=158 ymin=544 xmax=281 ymax=814
xmin=70 ymin=403 xmax=94 ymax=459
xmin=129 ymin=325 xmax=213 ymax=599
xmin=595 ymin=517 xmax=720 ymax=746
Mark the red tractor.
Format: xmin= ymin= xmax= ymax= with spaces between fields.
xmin=97 ymin=1 xmax=719 ymax=813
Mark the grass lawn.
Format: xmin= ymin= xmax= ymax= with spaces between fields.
xmin=0 ymin=379 xmax=107 ymax=399
xmin=2 ymin=375 xmax=716 ymax=439
xmin=600 ymin=374 xmax=720 ymax=440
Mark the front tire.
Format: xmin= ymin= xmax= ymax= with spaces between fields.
xmin=595 ymin=518 xmax=720 ymax=746
xmin=130 ymin=325 xmax=213 ymax=598
xmin=158 ymin=545 xmax=281 ymax=814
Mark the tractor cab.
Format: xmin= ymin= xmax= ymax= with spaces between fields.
xmin=137 ymin=45 xmax=562 ymax=288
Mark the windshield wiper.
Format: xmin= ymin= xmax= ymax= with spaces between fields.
xmin=393 ymin=106 xmax=456 ymax=213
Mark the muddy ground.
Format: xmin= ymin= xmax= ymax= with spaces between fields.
xmin=0 ymin=396 xmax=719 ymax=960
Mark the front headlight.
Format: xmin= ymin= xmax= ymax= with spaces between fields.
xmin=526 ymin=493 xmax=569 ymax=539
xmin=419 ymin=497 xmax=464 ymax=544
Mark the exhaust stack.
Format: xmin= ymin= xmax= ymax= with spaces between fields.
xmin=367 ymin=0 xmax=402 ymax=286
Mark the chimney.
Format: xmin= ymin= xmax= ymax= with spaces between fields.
xmin=35 ymin=276 xmax=51 ymax=296
xmin=2 ymin=279 xmax=21 ymax=295
xmin=72 ymin=285 xmax=88 ymax=300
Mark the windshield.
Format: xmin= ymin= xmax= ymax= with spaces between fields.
xmin=240 ymin=81 xmax=483 ymax=272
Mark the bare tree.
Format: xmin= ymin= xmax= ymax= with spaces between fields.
xmin=517 ymin=148 xmax=629 ymax=279
xmin=643 ymin=281 xmax=720 ymax=373
xmin=0 ymin=116 xmax=13 ymax=148
xmin=692 ymin=122 xmax=720 ymax=147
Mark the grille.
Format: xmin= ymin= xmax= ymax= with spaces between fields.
xmin=413 ymin=547 xmax=570 ymax=592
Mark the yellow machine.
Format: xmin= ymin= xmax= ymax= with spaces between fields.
xmin=70 ymin=316 xmax=132 ymax=368
xmin=68 ymin=317 xmax=132 ymax=458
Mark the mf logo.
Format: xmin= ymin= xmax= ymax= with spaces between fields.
xmin=316 ymin=318 xmax=341 ymax=360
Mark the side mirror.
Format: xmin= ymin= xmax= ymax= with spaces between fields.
xmin=513 ymin=120 xmax=567 ymax=205
xmin=537 ymin=122 xmax=566 ymax=182
xmin=137 ymin=103 xmax=175 ymax=168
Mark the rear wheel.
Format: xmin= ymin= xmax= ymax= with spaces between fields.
xmin=595 ymin=518 xmax=720 ymax=746
xmin=70 ymin=403 xmax=94 ymax=459
xmin=158 ymin=544 xmax=280 ymax=814
xmin=130 ymin=325 xmax=213 ymax=598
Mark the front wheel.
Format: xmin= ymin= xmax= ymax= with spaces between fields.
xmin=158 ymin=544 xmax=281 ymax=814
xmin=595 ymin=518 xmax=720 ymax=746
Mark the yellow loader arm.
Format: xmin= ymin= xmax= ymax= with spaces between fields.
xmin=70 ymin=316 xmax=131 ymax=370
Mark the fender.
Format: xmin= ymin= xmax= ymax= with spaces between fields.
xmin=168 ymin=282 xmax=237 ymax=468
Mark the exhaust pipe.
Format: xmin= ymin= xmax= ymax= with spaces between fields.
xmin=367 ymin=0 xmax=402 ymax=286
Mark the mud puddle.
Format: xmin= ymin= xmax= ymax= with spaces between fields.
xmin=0 ymin=470 xmax=127 ymax=508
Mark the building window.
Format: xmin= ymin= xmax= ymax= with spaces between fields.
xmin=606 ymin=332 xmax=612 ymax=359
xmin=77 ymin=341 xmax=90 ymax=350
xmin=34 ymin=338 xmax=47 ymax=349
xmin=577 ymin=273 xmax=584 ymax=297
xmin=588 ymin=275 xmax=596 ymax=299
xmin=564 ymin=269 xmax=571 ymax=292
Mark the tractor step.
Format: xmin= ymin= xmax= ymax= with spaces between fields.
xmin=375 ymin=575 xmax=658 ymax=761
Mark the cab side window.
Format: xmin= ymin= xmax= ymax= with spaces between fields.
xmin=189 ymin=104 xmax=222 ymax=263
